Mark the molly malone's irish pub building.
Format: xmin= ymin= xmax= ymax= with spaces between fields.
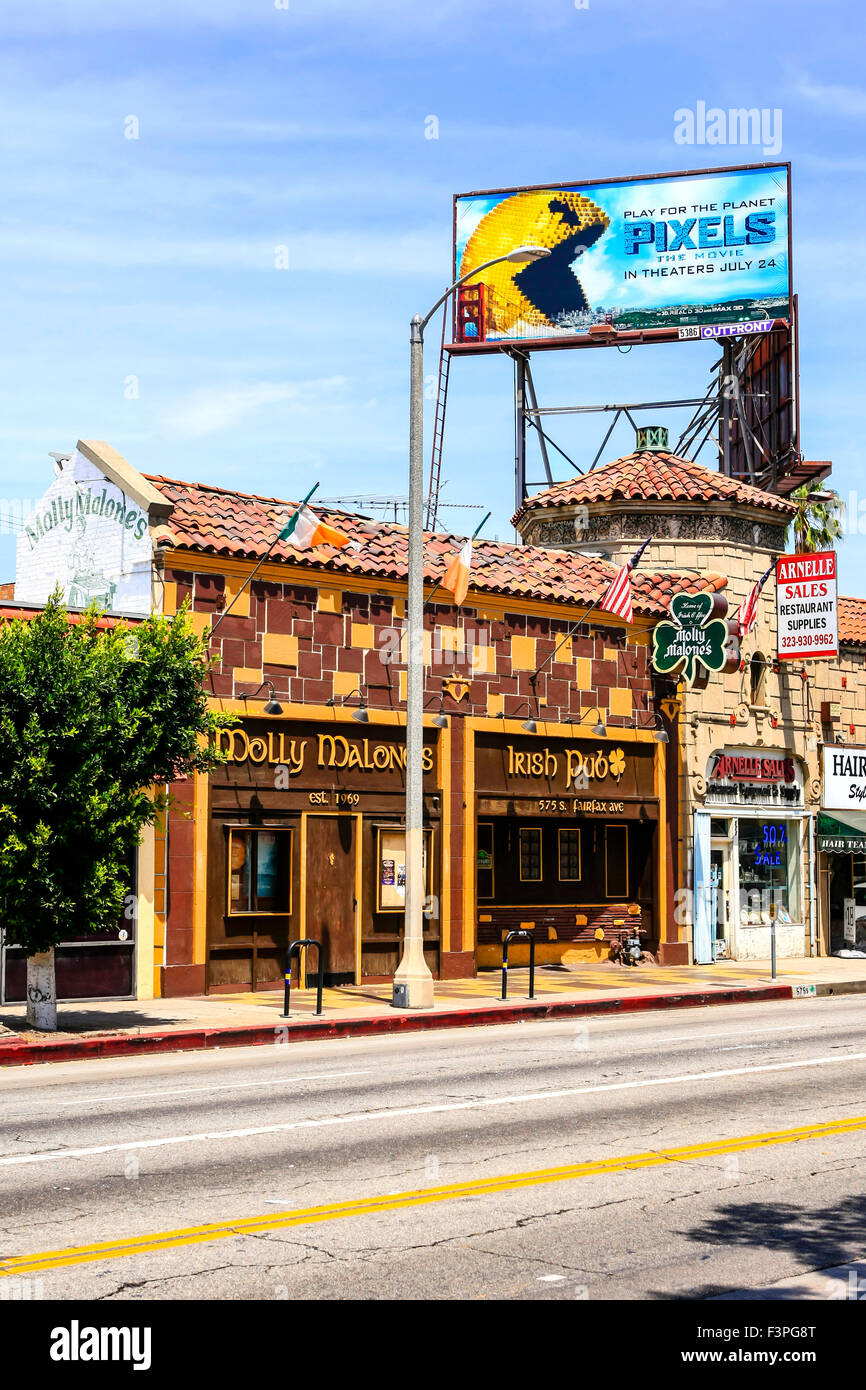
xmin=2 ymin=440 xmax=733 ymax=1000
xmin=151 ymin=466 xmax=702 ymax=995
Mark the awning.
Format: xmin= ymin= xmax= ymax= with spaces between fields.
xmin=818 ymin=811 xmax=866 ymax=854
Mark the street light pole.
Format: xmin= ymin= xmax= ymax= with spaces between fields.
xmin=393 ymin=245 xmax=550 ymax=1010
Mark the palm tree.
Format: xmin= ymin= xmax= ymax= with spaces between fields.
xmin=789 ymin=480 xmax=845 ymax=554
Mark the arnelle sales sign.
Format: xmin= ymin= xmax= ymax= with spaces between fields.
xmin=453 ymin=164 xmax=790 ymax=342
xmin=776 ymin=552 xmax=838 ymax=661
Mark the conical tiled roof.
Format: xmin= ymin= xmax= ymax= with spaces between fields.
xmin=512 ymin=449 xmax=797 ymax=527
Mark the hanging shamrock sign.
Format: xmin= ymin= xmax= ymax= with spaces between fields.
xmin=651 ymin=591 xmax=740 ymax=689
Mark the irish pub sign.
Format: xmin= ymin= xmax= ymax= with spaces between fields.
xmin=651 ymin=592 xmax=740 ymax=688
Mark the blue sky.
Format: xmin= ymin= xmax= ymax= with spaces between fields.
xmin=1 ymin=0 xmax=865 ymax=590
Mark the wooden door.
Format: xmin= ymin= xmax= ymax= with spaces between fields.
xmin=305 ymin=816 xmax=357 ymax=985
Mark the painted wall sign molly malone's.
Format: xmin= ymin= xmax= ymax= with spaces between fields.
xmin=15 ymin=449 xmax=153 ymax=615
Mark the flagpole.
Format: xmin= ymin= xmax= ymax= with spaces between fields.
xmin=423 ymin=511 xmax=491 ymax=613
xmin=531 ymin=536 xmax=653 ymax=688
xmin=737 ymin=558 xmax=777 ymax=637
xmin=210 ymin=482 xmax=320 ymax=637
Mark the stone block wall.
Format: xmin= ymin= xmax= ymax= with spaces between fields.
xmin=161 ymin=560 xmax=656 ymax=729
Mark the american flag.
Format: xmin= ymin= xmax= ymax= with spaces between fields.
xmin=737 ymin=562 xmax=775 ymax=638
xmin=738 ymin=580 xmax=761 ymax=638
xmin=599 ymin=537 xmax=652 ymax=625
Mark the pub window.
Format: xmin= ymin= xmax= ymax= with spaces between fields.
xmin=605 ymin=825 xmax=629 ymax=898
xmin=519 ymin=827 xmax=543 ymax=882
xmin=558 ymin=828 xmax=582 ymax=881
xmin=477 ymin=822 xmax=494 ymax=900
xmin=228 ymin=828 xmax=293 ymax=915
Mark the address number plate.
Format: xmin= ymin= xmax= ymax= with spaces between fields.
xmin=793 ymin=984 xmax=817 ymax=999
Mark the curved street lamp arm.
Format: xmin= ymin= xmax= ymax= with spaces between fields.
xmin=418 ymin=254 xmax=520 ymax=333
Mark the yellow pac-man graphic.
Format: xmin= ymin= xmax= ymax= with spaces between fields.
xmin=459 ymin=190 xmax=610 ymax=337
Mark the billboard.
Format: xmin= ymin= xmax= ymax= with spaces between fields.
xmin=453 ymin=164 xmax=790 ymax=345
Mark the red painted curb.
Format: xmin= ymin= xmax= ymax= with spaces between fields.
xmin=0 ymin=982 xmax=795 ymax=1066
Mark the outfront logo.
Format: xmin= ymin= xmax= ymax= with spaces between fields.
xmin=50 ymin=1321 xmax=152 ymax=1372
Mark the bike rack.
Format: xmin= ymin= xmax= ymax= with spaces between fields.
xmin=281 ymin=938 xmax=324 ymax=1018
xmin=501 ymin=929 xmax=535 ymax=1001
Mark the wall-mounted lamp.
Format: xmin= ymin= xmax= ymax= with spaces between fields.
xmin=326 ymin=688 xmax=369 ymax=723
xmin=241 ymin=680 xmax=283 ymax=716
xmin=432 ymin=697 xmax=448 ymax=730
xmin=577 ymin=705 xmax=607 ymax=737
xmin=641 ymin=695 xmax=668 ymax=743
xmin=497 ymin=700 xmax=538 ymax=733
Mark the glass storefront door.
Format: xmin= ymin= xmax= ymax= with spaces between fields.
xmin=709 ymin=841 xmax=731 ymax=957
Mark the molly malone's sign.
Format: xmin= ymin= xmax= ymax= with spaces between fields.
xmin=651 ymin=591 xmax=740 ymax=688
xmin=15 ymin=448 xmax=153 ymax=615
xmin=216 ymin=728 xmax=435 ymax=775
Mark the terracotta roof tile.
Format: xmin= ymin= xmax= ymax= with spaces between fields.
xmin=512 ymin=449 xmax=797 ymax=525
xmin=0 ymin=601 xmax=133 ymax=629
xmin=145 ymin=474 xmax=726 ymax=621
xmin=839 ymin=596 xmax=866 ymax=647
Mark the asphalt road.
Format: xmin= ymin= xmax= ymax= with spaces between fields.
xmin=1 ymin=995 xmax=865 ymax=1301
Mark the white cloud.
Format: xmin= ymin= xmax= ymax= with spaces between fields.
xmin=795 ymin=76 xmax=866 ymax=117
xmin=163 ymin=376 xmax=348 ymax=438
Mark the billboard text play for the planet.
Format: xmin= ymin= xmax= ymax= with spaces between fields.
xmin=453 ymin=164 xmax=790 ymax=344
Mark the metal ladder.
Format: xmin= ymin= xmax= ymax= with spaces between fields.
xmin=425 ymin=307 xmax=451 ymax=531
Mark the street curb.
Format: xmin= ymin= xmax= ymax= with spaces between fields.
xmin=816 ymin=978 xmax=866 ymax=998
xmin=0 ymin=982 xmax=797 ymax=1066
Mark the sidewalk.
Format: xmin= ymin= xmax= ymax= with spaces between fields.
xmin=1 ymin=956 xmax=864 ymax=1067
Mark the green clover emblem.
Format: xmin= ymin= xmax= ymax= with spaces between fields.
xmin=652 ymin=592 xmax=737 ymax=688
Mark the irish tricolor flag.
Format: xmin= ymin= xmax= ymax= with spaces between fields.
xmin=280 ymin=503 xmax=351 ymax=551
xmin=443 ymin=538 xmax=473 ymax=607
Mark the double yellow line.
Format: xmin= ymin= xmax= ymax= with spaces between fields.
xmin=3 ymin=1113 xmax=865 ymax=1277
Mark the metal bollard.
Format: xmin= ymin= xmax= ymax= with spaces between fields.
xmin=501 ymin=929 xmax=535 ymax=1001
xmin=281 ymin=938 xmax=324 ymax=1018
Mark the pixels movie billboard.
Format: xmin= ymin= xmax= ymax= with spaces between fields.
xmin=453 ymin=164 xmax=790 ymax=343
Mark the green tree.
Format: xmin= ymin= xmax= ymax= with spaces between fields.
xmin=0 ymin=593 xmax=231 ymax=1030
xmin=789 ymin=480 xmax=845 ymax=554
